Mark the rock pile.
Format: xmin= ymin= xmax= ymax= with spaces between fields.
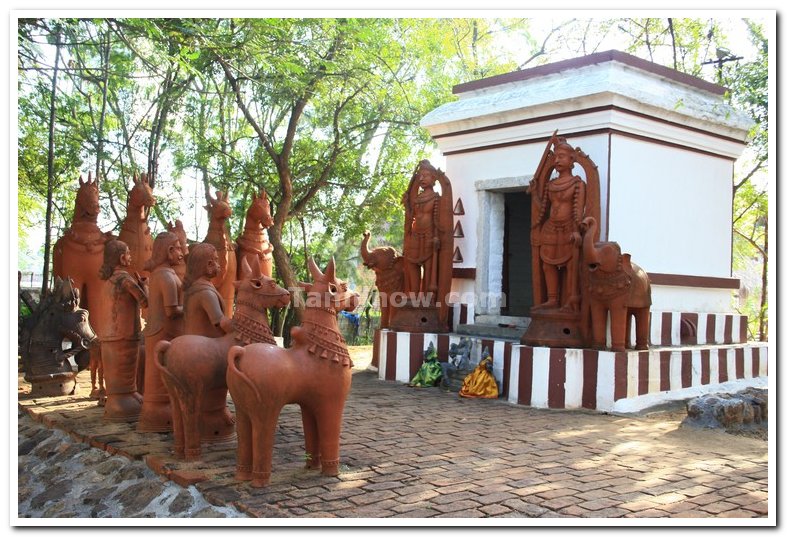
xmin=682 ymin=388 xmax=768 ymax=440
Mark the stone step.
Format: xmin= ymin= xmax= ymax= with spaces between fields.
xmin=455 ymin=323 xmax=523 ymax=340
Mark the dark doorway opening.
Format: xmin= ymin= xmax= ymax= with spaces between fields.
xmin=502 ymin=191 xmax=533 ymax=317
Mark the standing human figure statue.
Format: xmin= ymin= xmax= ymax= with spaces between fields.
xmin=137 ymin=232 xmax=185 ymax=433
xmin=401 ymin=160 xmax=454 ymax=326
xmin=529 ymin=134 xmax=589 ymax=312
xmin=99 ymin=239 xmax=148 ymax=421
xmin=183 ymin=242 xmax=233 ymax=338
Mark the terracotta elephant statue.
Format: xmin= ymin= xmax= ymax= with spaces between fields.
xmin=581 ymin=217 xmax=651 ymax=352
xmin=360 ymin=231 xmax=404 ymax=329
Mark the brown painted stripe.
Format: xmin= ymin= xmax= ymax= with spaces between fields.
xmin=518 ymin=347 xmax=534 ymax=406
xmin=582 ymin=350 xmax=599 ymax=409
xmin=443 ymin=128 xmax=738 ymax=162
xmin=371 ymin=329 xmax=381 ymax=369
xmin=660 ymin=312 xmax=673 ymax=346
xmin=680 ymin=312 xmax=699 ymax=346
xmin=638 ymin=352 xmax=649 ymax=395
xmin=452 ymin=50 xmax=727 ymax=96
xmin=660 ymin=351 xmax=672 ymax=391
xmin=724 ymin=315 xmax=733 ymax=344
xmin=735 ymin=348 xmax=745 ymax=379
xmin=502 ymin=343 xmax=512 ymax=398
xmin=612 ymin=353 xmax=627 ymax=401
xmin=409 ymin=333 xmax=425 ymax=380
xmin=385 ymin=332 xmax=397 ymax=381
xmin=681 ymin=350 xmax=693 ymax=388
xmin=437 ymin=334 xmax=449 ymax=363
xmin=648 ymin=273 xmax=741 ymax=289
xmin=548 ymin=349 xmax=566 ymax=409
xmin=452 ymin=268 xmax=476 ymax=279
xmin=434 ymin=103 xmax=741 ymax=146
xmin=740 ymin=316 xmax=749 ymax=342
xmin=700 ymin=350 xmax=710 ymax=385
xmin=706 ymin=315 xmax=717 ymax=344
xmin=718 ymin=348 xmax=729 ymax=383
xmin=460 ymin=304 xmax=468 ymax=325
xmin=752 ymin=346 xmax=761 ymax=377
xmin=447 ymin=305 xmax=454 ymax=331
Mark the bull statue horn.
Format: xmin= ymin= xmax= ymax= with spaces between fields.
xmin=307 ymin=257 xmax=324 ymax=281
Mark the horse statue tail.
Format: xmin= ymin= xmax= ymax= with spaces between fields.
xmin=227 ymin=346 xmax=262 ymax=403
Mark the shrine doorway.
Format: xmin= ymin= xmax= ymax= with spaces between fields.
xmin=502 ymin=191 xmax=533 ymax=317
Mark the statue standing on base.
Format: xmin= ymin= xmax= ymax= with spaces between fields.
xmin=390 ymin=160 xmax=454 ymax=333
xmin=522 ymin=131 xmax=600 ymax=348
xmin=99 ymin=239 xmax=148 ymax=421
xmin=137 ymin=232 xmax=185 ymax=433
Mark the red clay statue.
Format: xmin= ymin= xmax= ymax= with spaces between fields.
xmin=137 ymin=232 xmax=185 ymax=433
xmin=99 ymin=239 xmax=148 ymax=422
xmin=155 ymin=246 xmax=289 ymax=461
xmin=227 ymin=257 xmax=359 ymax=487
xmin=53 ymin=172 xmax=114 ymax=400
xmin=237 ymin=189 xmax=275 ymax=279
xmin=203 ymin=190 xmax=237 ymax=318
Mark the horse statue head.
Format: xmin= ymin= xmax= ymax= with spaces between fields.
xmin=74 ymin=172 xmax=101 ymax=222
xmin=128 ymin=172 xmax=156 ymax=218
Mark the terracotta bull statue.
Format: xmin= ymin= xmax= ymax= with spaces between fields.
xmin=227 ymin=257 xmax=359 ymax=487
xmin=154 ymin=256 xmax=290 ymax=460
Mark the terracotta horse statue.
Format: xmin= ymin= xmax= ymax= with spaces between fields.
xmin=19 ymin=276 xmax=98 ymax=396
xmin=53 ymin=172 xmax=114 ymax=398
xmin=236 ymin=189 xmax=274 ymax=279
xmin=118 ymin=172 xmax=156 ymax=279
xmin=203 ymin=190 xmax=237 ymax=317
xmin=226 ymin=257 xmax=359 ymax=487
xmin=154 ymin=256 xmax=290 ymax=461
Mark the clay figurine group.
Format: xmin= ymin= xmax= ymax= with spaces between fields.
xmin=39 ymin=172 xmax=358 ymax=486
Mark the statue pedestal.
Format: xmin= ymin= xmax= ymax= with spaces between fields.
xmin=26 ymin=372 xmax=78 ymax=397
xmin=388 ymin=300 xmax=448 ymax=333
xmin=521 ymin=308 xmax=585 ymax=348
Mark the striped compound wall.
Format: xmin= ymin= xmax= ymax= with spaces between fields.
xmin=446 ymin=306 xmax=747 ymax=346
xmin=373 ymin=329 xmax=768 ymax=414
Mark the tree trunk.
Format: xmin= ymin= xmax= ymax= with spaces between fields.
xmin=758 ymin=217 xmax=768 ymax=341
xmin=42 ymin=27 xmax=63 ymax=296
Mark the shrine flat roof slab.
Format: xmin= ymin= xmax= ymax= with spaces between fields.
xmin=16 ymin=348 xmax=769 ymax=523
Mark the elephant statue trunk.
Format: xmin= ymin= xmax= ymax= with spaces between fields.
xmin=581 ymin=217 xmax=652 ymax=352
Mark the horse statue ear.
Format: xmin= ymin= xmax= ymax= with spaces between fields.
xmin=239 ymin=256 xmax=252 ymax=281
xmin=206 ymin=189 xmax=217 ymax=206
xmin=87 ymin=171 xmax=93 ymax=185
xmin=261 ymin=189 xmax=268 ymax=201
xmin=78 ymin=174 xmax=84 ymax=187
xmin=133 ymin=173 xmax=139 ymax=185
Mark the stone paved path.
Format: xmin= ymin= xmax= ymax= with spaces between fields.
xmin=16 ymin=348 xmax=769 ymax=519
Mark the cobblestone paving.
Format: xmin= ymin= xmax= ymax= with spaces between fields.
xmin=16 ymin=349 xmax=769 ymax=520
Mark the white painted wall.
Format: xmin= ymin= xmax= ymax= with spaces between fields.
xmin=608 ymin=136 xmax=733 ymax=277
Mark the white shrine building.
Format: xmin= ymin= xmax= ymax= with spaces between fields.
xmin=374 ymin=50 xmax=767 ymax=413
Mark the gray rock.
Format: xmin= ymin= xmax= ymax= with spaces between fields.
xmin=683 ymin=388 xmax=768 ymax=438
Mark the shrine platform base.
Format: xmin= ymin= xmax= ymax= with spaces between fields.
xmin=371 ymin=329 xmax=768 ymax=414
